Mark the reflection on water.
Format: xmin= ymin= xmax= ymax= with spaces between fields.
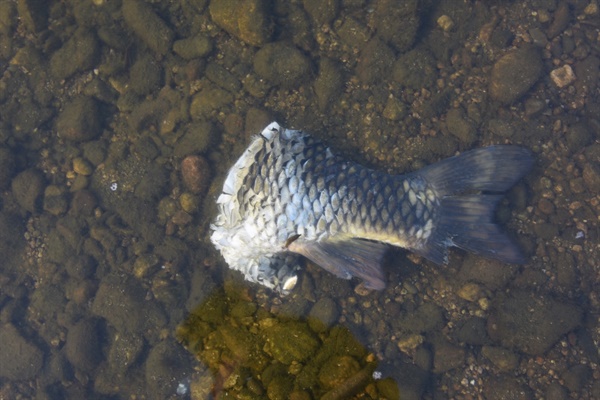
xmin=0 ymin=0 xmax=599 ymax=399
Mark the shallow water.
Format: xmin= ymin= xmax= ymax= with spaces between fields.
xmin=0 ymin=0 xmax=598 ymax=399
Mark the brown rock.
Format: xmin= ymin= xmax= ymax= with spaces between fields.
xmin=181 ymin=155 xmax=211 ymax=195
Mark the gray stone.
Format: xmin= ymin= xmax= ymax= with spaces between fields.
xmin=489 ymin=45 xmax=543 ymax=104
xmin=122 ymin=0 xmax=174 ymax=56
xmin=0 ymin=324 xmax=43 ymax=380
xmin=56 ymin=96 xmax=102 ymax=142
xmin=65 ymin=319 xmax=102 ymax=372
xmin=11 ymin=168 xmax=45 ymax=212
xmin=50 ymin=29 xmax=99 ymax=80
xmin=487 ymin=290 xmax=582 ymax=355
xmin=254 ymin=42 xmax=312 ymax=88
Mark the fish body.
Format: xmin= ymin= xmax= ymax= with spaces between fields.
xmin=210 ymin=122 xmax=533 ymax=293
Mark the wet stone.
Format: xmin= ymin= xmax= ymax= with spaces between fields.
xmin=173 ymin=34 xmax=213 ymax=60
xmin=356 ymin=37 xmax=394 ymax=84
xmin=372 ymin=0 xmax=420 ymax=52
xmin=122 ymin=0 xmax=174 ymax=56
xmin=446 ymin=107 xmax=476 ymax=145
xmin=254 ymin=42 xmax=312 ymax=88
xmin=393 ymin=48 xmax=437 ymax=90
xmin=174 ymin=121 xmax=215 ymax=157
xmin=318 ymin=355 xmax=360 ymax=389
xmin=0 ymin=146 xmax=16 ymax=189
xmin=432 ymin=336 xmax=465 ymax=373
xmin=481 ymin=346 xmax=519 ymax=372
xmin=16 ymin=0 xmax=47 ymax=33
xmin=91 ymin=273 xmax=167 ymax=334
xmin=209 ymin=0 xmax=272 ymax=47
xmin=561 ymin=364 xmax=592 ymax=393
xmin=487 ymin=290 xmax=583 ymax=355
xmin=314 ymin=58 xmax=343 ymax=112
xmin=181 ymin=155 xmax=211 ymax=195
xmin=582 ymin=162 xmax=600 ymax=193
xmin=43 ymin=185 xmax=68 ymax=216
xmin=0 ymin=323 xmax=43 ymax=380
xmin=308 ymin=297 xmax=339 ymax=333
xmin=129 ymin=53 xmax=163 ymax=95
xmin=303 ymin=0 xmax=339 ymax=26
xmin=56 ymin=96 xmax=102 ymax=142
xmin=545 ymin=382 xmax=568 ymax=400
xmin=50 ymin=28 xmax=99 ymax=80
xmin=145 ymin=339 xmax=192 ymax=400
xmin=65 ymin=318 xmax=102 ymax=373
xmin=263 ymin=321 xmax=320 ymax=364
xmin=12 ymin=168 xmax=45 ymax=213
xmin=489 ymin=45 xmax=543 ymax=104
xmin=483 ymin=376 xmax=533 ymax=400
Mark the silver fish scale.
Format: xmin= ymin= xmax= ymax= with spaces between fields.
xmin=212 ymin=122 xmax=448 ymax=293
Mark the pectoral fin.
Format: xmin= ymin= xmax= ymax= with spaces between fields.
xmin=289 ymin=239 xmax=388 ymax=290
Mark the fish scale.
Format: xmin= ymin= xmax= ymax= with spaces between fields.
xmin=211 ymin=122 xmax=533 ymax=294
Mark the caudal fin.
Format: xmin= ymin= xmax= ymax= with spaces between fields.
xmin=415 ymin=146 xmax=533 ymax=265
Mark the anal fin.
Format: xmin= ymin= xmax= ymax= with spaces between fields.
xmin=289 ymin=239 xmax=389 ymax=290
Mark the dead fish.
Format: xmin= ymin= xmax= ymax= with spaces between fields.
xmin=210 ymin=122 xmax=533 ymax=294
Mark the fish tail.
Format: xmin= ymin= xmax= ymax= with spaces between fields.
xmin=415 ymin=146 xmax=533 ymax=264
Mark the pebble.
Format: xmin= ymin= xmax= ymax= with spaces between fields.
xmin=56 ymin=96 xmax=102 ymax=142
xmin=0 ymin=146 xmax=16 ymax=189
xmin=181 ymin=155 xmax=211 ymax=195
xmin=122 ymin=0 xmax=174 ymax=56
xmin=50 ymin=28 xmax=99 ymax=80
xmin=11 ymin=168 xmax=45 ymax=212
xmin=437 ymin=15 xmax=454 ymax=31
xmin=489 ymin=45 xmax=543 ymax=104
xmin=173 ymin=35 xmax=213 ymax=60
xmin=487 ymin=290 xmax=582 ymax=355
xmin=481 ymin=346 xmax=519 ymax=372
xmin=582 ymin=162 xmax=600 ymax=192
xmin=550 ymin=65 xmax=576 ymax=88
xmin=254 ymin=42 xmax=312 ymax=88
xmin=209 ymin=0 xmax=272 ymax=47
xmin=0 ymin=324 xmax=43 ymax=379
xmin=65 ymin=319 xmax=102 ymax=372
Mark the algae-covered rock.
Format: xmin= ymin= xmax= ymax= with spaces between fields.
xmin=319 ymin=355 xmax=361 ymax=389
xmin=12 ymin=168 xmax=45 ymax=212
xmin=254 ymin=42 xmax=312 ymax=88
xmin=263 ymin=321 xmax=320 ymax=364
xmin=0 ymin=146 xmax=16 ymax=189
xmin=122 ymin=0 xmax=174 ymax=56
xmin=487 ymin=290 xmax=583 ymax=355
xmin=0 ymin=324 xmax=43 ymax=380
xmin=173 ymin=35 xmax=213 ymax=60
xmin=209 ymin=0 xmax=272 ymax=47
xmin=50 ymin=28 xmax=99 ymax=80
xmin=489 ymin=45 xmax=543 ymax=104
xmin=56 ymin=96 xmax=102 ymax=142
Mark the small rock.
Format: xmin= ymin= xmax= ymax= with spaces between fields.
xmin=487 ymin=290 xmax=583 ymax=355
xmin=356 ymin=37 xmax=394 ymax=84
xmin=314 ymin=58 xmax=344 ymax=112
xmin=16 ymin=0 xmax=47 ymax=32
xmin=91 ymin=273 xmax=167 ymax=334
xmin=254 ymin=42 xmax=312 ymax=88
xmin=392 ymin=48 xmax=436 ymax=90
xmin=318 ymin=355 xmax=360 ymax=389
xmin=489 ymin=45 xmax=543 ymax=104
xmin=43 ymin=185 xmax=68 ymax=216
xmin=372 ymin=0 xmax=420 ymax=52
xmin=481 ymin=346 xmax=519 ymax=372
xmin=456 ymin=282 xmax=485 ymax=302
xmin=432 ymin=336 xmax=465 ymax=373
xmin=129 ymin=53 xmax=163 ymax=95
xmin=0 ymin=146 xmax=16 ymax=190
xmin=263 ymin=321 xmax=320 ymax=364
xmin=145 ymin=339 xmax=192 ymax=399
xmin=308 ymin=297 xmax=339 ymax=332
xmin=303 ymin=0 xmax=339 ymax=26
xmin=65 ymin=319 xmax=102 ymax=372
xmin=0 ymin=324 xmax=43 ymax=380
xmin=562 ymin=364 xmax=592 ymax=393
xmin=173 ymin=35 xmax=213 ymax=60
xmin=50 ymin=28 xmax=99 ymax=80
xmin=582 ymin=162 xmax=600 ymax=193
xmin=173 ymin=121 xmax=215 ymax=157
xmin=483 ymin=376 xmax=533 ymax=400
xmin=550 ymin=65 xmax=576 ymax=88
xmin=70 ymin=190 xmax=97 ymax=216
xmin=545 ymin=382 xmax=568 ymax=400
xmin=437 ymin=15 xmax=454 ymax=31
xmin=56 ymin=96 xmax=102 ymax=142
xmin=446 ymin=108 xmax=476 ymax=145
xmin=209 ymin=0 xmax=272 ymax=47
xmin=12 ymin=168 xmax=45 ymax=212
xmin=122 ymin=0 xmax=174 ymax=56
xmin=181 ymin=155 xmax=211 ymax=195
